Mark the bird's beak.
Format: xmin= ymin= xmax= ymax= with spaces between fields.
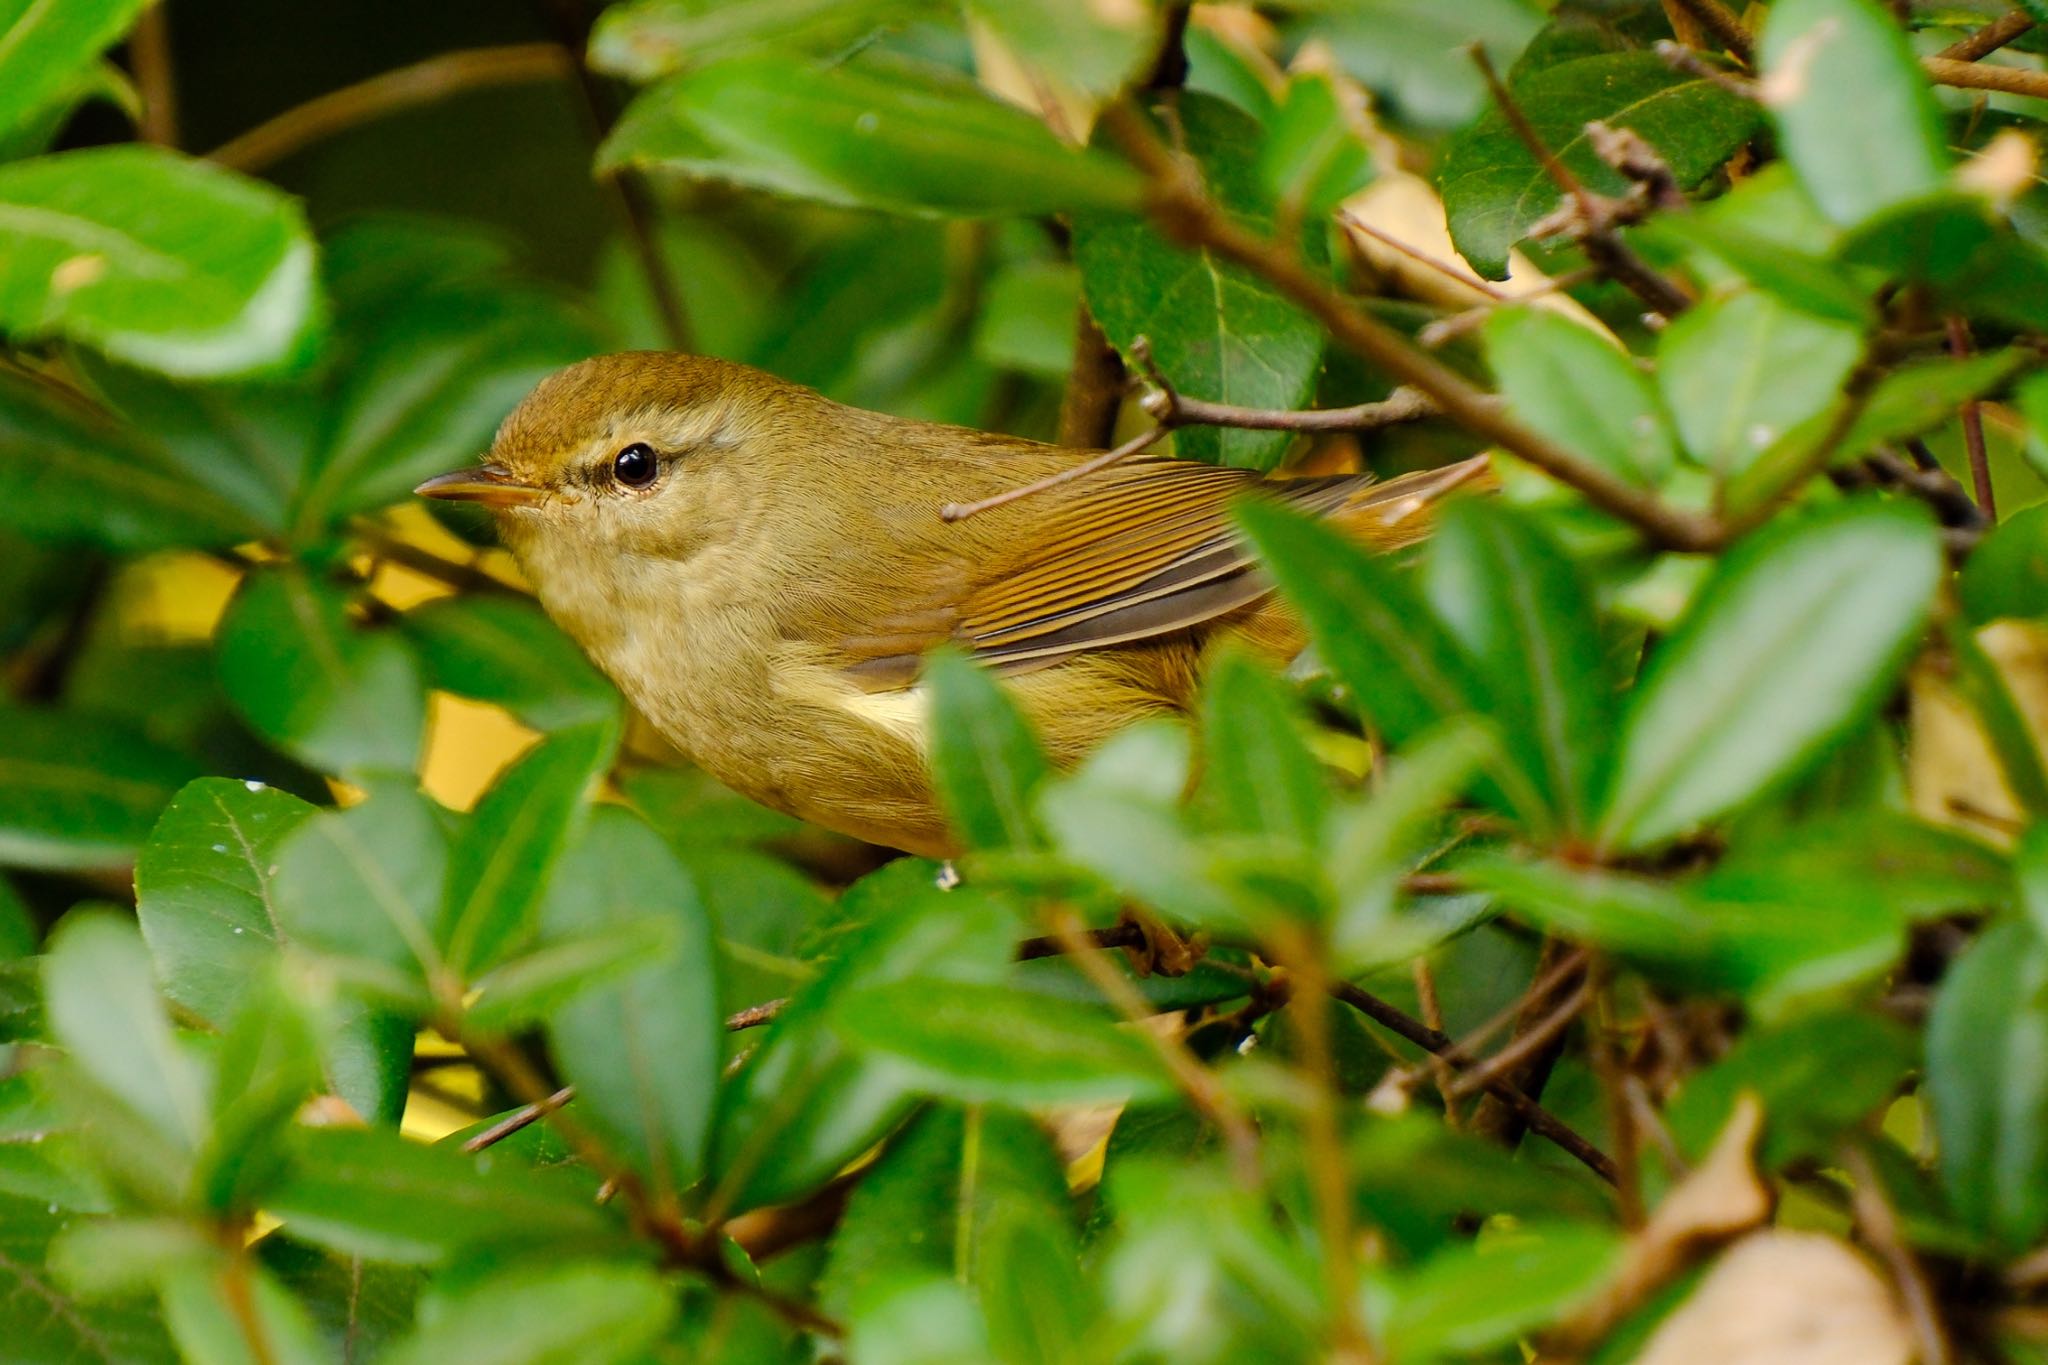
xmin=414 ymin=464 xmax=543 ymax=508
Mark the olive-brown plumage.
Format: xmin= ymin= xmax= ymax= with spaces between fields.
xmin=419 ymin=352 xmax=1487 ymax=856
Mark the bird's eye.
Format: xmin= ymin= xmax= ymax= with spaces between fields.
xmin=612 ymin=442 xmax=659 ymax=488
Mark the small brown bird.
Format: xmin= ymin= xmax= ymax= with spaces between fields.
xmin=418 ymin=353 xmax=1486 ymax=857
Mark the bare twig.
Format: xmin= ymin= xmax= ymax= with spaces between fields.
xmin=1447 ymin=978 xmax=1593 ymax=1100
xmin=1667 ymin=0 xmax=1756 ymax=62
xmin=129 ymin=3 xmax=180 ymax=147
xmin=463 ymin=1085 xmax=574 ymax=1152
xmin=1142 ymin=379 xmax=1440 ymax=433
xmin=1949 ymin=317 xmax=1997 ymax=519
xmin=725 ymin=998 xmax=787 ymax=1031
xmin=1587 ymin=976 xmax=1646 ymax=1228
xmin=1327 ymin=979 xmax=1617 ymax=1183
xmin=1099 ymin=102 xmax=1721 ymax=552
xmin=1045 ymin=908 xmax=1262 ymax=1184
xmin=1925 ymin=54 xmax=2048 ymax=101
xmin=209 ymin=43 xmax=573 ymax=172
xmin=355 ymin=524 xmax=517 ymax=597
xmin=1340 ymin=212 xmax=1510 ymax=301
xmin=1652 ymin=39 xmax=1762 ymax=98
xmin=1939 ymin=10 xmax=2036 ymax=62
xmin=1846 ymin=1145 xmax=1953 ymax=1365
xmin=941 ymin=423 xmax=1170 ymax=520
xmin=1470 ymin=940 xmax=1589 ymax=1152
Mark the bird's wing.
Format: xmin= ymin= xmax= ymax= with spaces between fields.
xmin=838 ymin=454 xmax=1488 ymax=689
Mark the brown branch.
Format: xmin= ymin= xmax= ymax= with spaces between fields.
xmin=941 ymin=423 xmax=1170 ymax=520
xmin=1327 ymin=979 xmax=1617 ymax=1184
xmin=1949 ymin=317 xmax=1997 ymax=519
xmin=1015 ymin=921 xmax=1147 ymax=961
xmin=1939 ymin=10 xmax=2036 ymax=62
xmin=1099 ymin=102 xmax=1721 ymax=552
xmin=1045 ymin=908 xmax=1262 ymax=1184
xmin=209 ymin=43 xmax=574 ymax=173
xmin=1667 ymin=0 xmax=1755 ymax=62
xmin=725 ymin=998 xmax=786 ymax=1031
xmin=1447 ymin=977 xmax=1593 ymax=1100
xmin=129 ymin=3 xmax=180 ymax=147
xmin=1142 ymin=380 xmax=1440 ymax=433
xmin=1411 ymin=958 xmax=1460 ymax=1124
xmin=355 ymin=524 xmax=519 ymax=597
xmin=1469 ymin=940 xmax=1590 ymax=1154
xmin=1586 ymin=974 xmax=1646 ymax=1227
xmin=462 ymin=1085 xmax=574 ymax=1153
xmin=1924 ymin=54 xmax=2048 ymax=101
xmin=1846 ymin=1146 xmax=1953 ymax=1365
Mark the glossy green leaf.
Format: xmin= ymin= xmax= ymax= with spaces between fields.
xmin=1707 ymin=810 xmax=2009 ymax=924
xmin=1258 ymin=70 xmax=1374 ymax=219
xmin=0 ymin=0 xmax=148 ymax=139
xmin=298 ymin=280 xmax=601 ymax=534
xmin=215 ymin=569 xmax=426 ymax=776
xmin=259 ymin=1237 xmax=421 ymax=1365
xmin=601 ymin=53 xmax=1142 ymax=218
xmin=1759 ymin=0 xmax=1946 ymax=227
xmin=1236 ymin=497 xmax=1486 ymax=745
xmin=1842 ymin=194 xmax=2048 ymax=333
xmin=1963 ymin=503 xmax=2048 ymax=624
xmin=0 ymin=706 xmax=196 ymax=873
xmin=267 ymin=1126 xmax=611 ymax=1264
xmin=1424 ymin=499 xmax=1615 ymax=833
xmin=1656 ymin=289 xmax=1863 ymax=476
xmin=1197 ymin=649 xmax=1327 ymax=851
xmin=0 ymin=1197 xmax=177 ymax=1363
xmin=1927 ymin=917 xmax=2048 ymax=1250
xmin=1599 ymin=499 xmax=1942 ymax=850
xmin=1837 ymin=351 xmax=2025 ymax=461
xmin=540 ymin=808 xmax=720 ymax=1193
xmin=835 ymin=979 xmax=1172 ymax=1107
xmin=379 ymin=1261 xmax=674 ymax=1365
xmin=440 ymin=721 xmax=616 ymax=979
xmin=1485 ymin=307 xmax=1674 ymax=486
xmin=43 ymin=912 xmax=208 ymax=1150
xmin=272 ymin=782 xmax=447 ymax=1000
xmin=401 ymin=595 xmax=619 ymax=732
xmin=963 ymin=0 xmax=1154 ymax=98
xmin=1437 ymin=50 xmax=1760 ymax=279
xmin=0 ymin=370 xmax=257 ymax=551
xmin=134 ymin=778 xmax=316 ymax=1026
xmin=0 ymin=146 xmax=318 ymax=376
xmin=925 ymin=648 xmax=1052 ymax=852
xmin=1290 ymin=0 xmax=1542 ymax=132
xmin=588 ymin=0 xmax=942 ymax=80
xmin=1386 ymin=1223 xmax=1623 ymax=1358
xmin=1650 ymin=167 xmax=1869 ymax=324
xmin=1073 ymin=94 xmax=1322 ymax=469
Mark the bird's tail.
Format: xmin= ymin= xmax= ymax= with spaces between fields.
xmin=1331 ymin=452 xmax=1496 ymax=551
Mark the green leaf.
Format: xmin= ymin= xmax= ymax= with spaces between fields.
xmin=272 ymin=782 xmax=447 ymax=1001
xmin=1073 ymin=94 xmax=1322 ymax=470
xmin=1666 ymin=1010 xmax=1917 ymax=1168
xmin=1235 ymin=497 xmax=1486 ymax=746
xmin=159 ymin=1256 xmax=329 ymax=1365
xmin=1258 ymin=70 xmax=1375 ymax=221
xmin=1385 ymin=1223 xmax=1623 ymax=1358
xmin=215 ymin=569 xmax=425 ymax=777
xmin=1485 ymin=307 xmax=1674 ymax=486
xmin=43 ymin=912 xmax=208 ymax=1149
xmin=401 ymin=595 xmax=619 ymax=732
xmin=601 ymin=52 xmax=1142 ymax=218
xmin=441 ymin=721 xmax=616 ymax=979
xmin=259 ymin=1237 xmax=421 ymax=1365
xmin=1599 ymin=498 xmax=1943 ymax=850
xmin=1350 ymin=1116 xmax=1607 ymax=1261
xmin=973 ymin=259 xmax=1081 ymax=378
xmin=134 ymin=778 xmax=316 ymax=1026
xmin=378 ymin=1262 xmax=674 ymax=1365
xmin=0 ymin=146 xmax=318 ymax=376
xmin=963 ymin=0 xmax=1155 ymax=98
xmin=1841 ymin=194 xmax=2048 ymax=333
xmin=0 ymin=369 xmax=259 ymax=550
xmin=267 ymin=1126 xmax=612 ymax=1264
xmin=1927 ymin=917 xmax=2048 ymax=1250
xmin=1759 ymin=0 xmax=1946 ymax=227
xmin=540 ymin=808 xmax=720 ymax=1193
xmin=1197 ymin=650 xmax=1327 ymax=851
xmin=588 ymin=0 xmax=942 ymax=81
xmin=0 ymin=706 xmax=197 ymax=872
xmin=1649 ymin=166 xmax=1871 ymax=325
xmin=925 ymin=648 xmax=1052 ymax=853
xmin=834 ymin=980 xmax=1172 ymax=1107
xmin=0 ymin=0 xmax=148 ymax=139
xmin=819 ymin=1106 xmax=1075 ymax=1319
xmin=1838 ymin=350 xmax=2026 ymax=460
xmin=1705 ymin=810 xmax=2010 ymax=924
xmin=1655 ymin=289 xmax=1864 ymax=476
xmin=1289 ymin=0 xmax=1541 ymax=132
xmin=1963 ymin=502 xmax=2048 ymax=624
xmin=1424 ymin=499 xmax=1615 ymax=834
xmin=1437 ymin=50 xmax=1761 ymax=279
xmin=298 ymin=280 xmax=601 ymax=534
xmin=0 ymin=1197 xmax=178 ymax=1363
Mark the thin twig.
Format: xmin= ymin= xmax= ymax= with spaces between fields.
xmin=725 ymin=998 xmax=787 ymax=1030
xmin=1652 ymin=39 xmax=1762 ymax=98
xmin=1045 ymin=908 xmax=1262 ymax=1184
xmin=1586 ymin=975 xmax=1646 ymax=1227
xmin=355 ymin=524 xmax=517 ymax=596
xmin=1471 ymin=940 xmax=1590 ymax=1151
xmin=1949 ymin=317 xmax=1997 ymax=519
xmin=941 ymin=424 xmax=1170 ymax=520
xmin=1015 ymin=921 xmax=1147 ymax=961
xmin=1411 ymin=958 xmax=1461 ymax=1125
xmin=129 ymin=3 xmax=180 ymax=147
xmin=463 ymin=1085 xmax=574 ymax=1152
xmin=1925 ymin=54 xmax=2048 ymax=101
xmin=1100 ymin=102 xmax=1721 ymax=552
xmin=1845 ymin=1145 xmax=1953 ymax=1365
xmin=1327 ymin=979 xmax=1617 ymax=1184
xmin=1143 ymin=384 xmax=1439 ymax=433
xmin=1666 ymin=0 xmax=1755 ymax=62
xmin=1448 ymin=978 xmax=1593 ymax=1100
xmin=1340 ymin=212 xmax=1509 ymax=301
xmin=1939 ymin=10 xmax=2036 ymax=62
xmin=209 ymin=44 xmax=573 ymax=172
